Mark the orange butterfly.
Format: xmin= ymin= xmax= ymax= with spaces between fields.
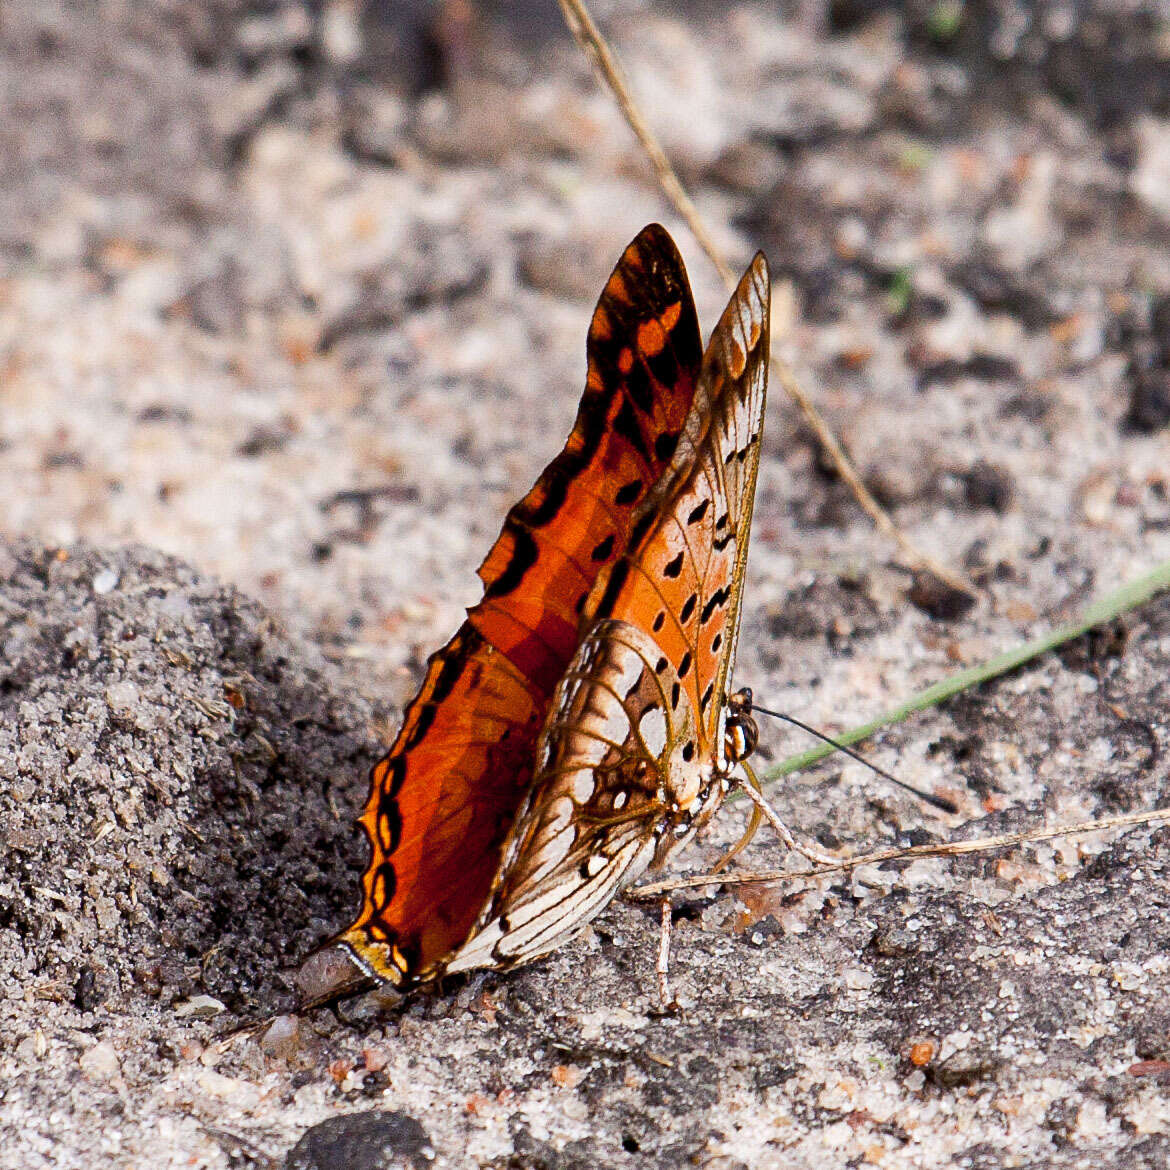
xmin=306 ymin=224 xmax=771 ymax=997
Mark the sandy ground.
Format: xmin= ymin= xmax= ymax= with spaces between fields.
xmin=3 ymin=1 xmax=1170 ymax=1166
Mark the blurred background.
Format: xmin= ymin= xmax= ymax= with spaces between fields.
xmin=5 ymin=8 xmax=1170 ymax=1164
xmin=3 ymin=0 xmax=1170 ymax=705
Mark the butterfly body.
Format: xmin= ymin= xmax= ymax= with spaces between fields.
xmin=305 ymin=225 xmax=770 ymax=999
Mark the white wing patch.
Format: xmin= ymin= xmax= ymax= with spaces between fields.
xmin=638 ymin=706 xmax=668 ymax=756
xmin=445 ymin=619 xmax=703 ymax=974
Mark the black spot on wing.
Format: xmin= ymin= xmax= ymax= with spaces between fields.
xmin=686 ymin=499 xmax=710 ymax=525
xmin=431 ymin=635 xmax=475 ymax=703
xmin=377 ymin=798 xmax=403 ymax=853
xmin=652 ymin=611 xmax=666 ymax=632
xmin=591 ymin=534 xmax=615 ymax=562
xmin=701 ymin=586 xmax=731 ymax=624
xmin=613 ymin=398 xmax=649 ymax=461
xmin=663 ymin=551 xmax=685 ymax=578
xmin=372 ymin=861 xmax=397 ymax=912
xmin=680 ymin=593 xmax=697 ymax=624
xmin=647 ymin=340 xmax=681 ymax=389
xmin=381 ymin=753 xmax=407 ymax=798
xmin=482 ymin=529 xmax=539 ymax=600
xmin=592 ymin=556 xmax=631 ymax=618
xmin=678 ymin=651 xmax=692 ymax=679
xmin=629 ymin=509 xmax=657 ymax=550
xmin=654 ymin=431 xmax=679 ymax=462
xmin=407 ymin=703 xmax=437 ymax=748
xmin=615 ymin=478 xmax=642 ymax=505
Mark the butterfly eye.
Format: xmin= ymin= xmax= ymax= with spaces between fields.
xmin=724 ymin=706 xmax=759 ymax=764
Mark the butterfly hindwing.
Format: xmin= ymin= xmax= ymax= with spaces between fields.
xmin=447 ymin=618 xmax=698 ymax=973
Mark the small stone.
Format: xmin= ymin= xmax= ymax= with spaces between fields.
xmin=285 ymin=1111 xmax=434 ymax=1170
xmin=174 ymin=994 xmax=226 ymax=1019
xmin=92 ymin=568 xmax=119 ymax=595
xmin=195 ymin=1070 xmax=263 ymax=1109
xmin=79 ymin=1041 xmax=120 ymax=1080
xmin=73 ymin=965 xmax=100 ymax=1012
xmin=873 ymin=928 xmax=918 ymax=957
xmin=907 ymin=1038 xmax=938 ymax=1067
xmin=962 ymin=460 xmax=1015 ymax=514
xmin=260 ymin=1014 xmax=301 ymax=1060
xmin=1079 ymin=471 xmax=1116 ymax=526
xmin=908 ymin=572 xmax=977 ymax=621
xmin=104 ymin=680 xmax=140 ymax=713
xmin=1126 ymin=370 xmax=1170 ymax=434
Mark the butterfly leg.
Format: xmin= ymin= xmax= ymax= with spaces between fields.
xmin=737 ymin=763 xmax=840 ymax=867
xmin=656 ymin=899 xmax=681 ymax=1012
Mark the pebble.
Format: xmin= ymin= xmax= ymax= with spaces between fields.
xmin=92 ymin=568 xmax=119 ymax=595
xmin=104 ymin=680 xmax=140 ymax=713
xmin=79 ymin=1041 xmax=120 ymax=1080
xmin=260 ymin=1014 xmax=301 ymax=1060
xmin=195 ymin=1069 xmax=263 ymax=1109
xmin=285 ymin=1111 xmax=434 ymax=1170
xmin=173 ymin=994 xmax=226 ymax=1019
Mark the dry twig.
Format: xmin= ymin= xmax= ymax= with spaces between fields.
xmin=557 ymin=0 xmax=977 ymax=597
xmin=631 ymin=807 xmax=1170 ymax=898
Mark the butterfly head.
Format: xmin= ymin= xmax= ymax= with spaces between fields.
xmin=723 ymin=687 xmax=759 ymax=765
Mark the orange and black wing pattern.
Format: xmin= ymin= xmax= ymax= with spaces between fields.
xmin=431 ymin=254 xmax=771 ymax=976
xmin=587 ymin=251 xmax=771 ymax=763
xmin=329 ymin=225 xmax=707 ymax=987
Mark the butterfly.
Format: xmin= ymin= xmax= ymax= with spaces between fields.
xmin=302 ymin=224 xmax=771 ymax=1000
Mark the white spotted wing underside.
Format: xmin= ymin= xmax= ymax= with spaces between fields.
xmin=446 ymin=253 xmax=770 ymax=975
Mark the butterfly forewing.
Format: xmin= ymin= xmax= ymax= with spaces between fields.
xmin=332 ymin=226 xmax=706 ymax=988
xmin=439 ymin=255 xmax=771 ymax=975
xmin=588 ymin=252 xmax=770 ymax=762
xmin=469 ymin=226 xmax=704 ymax=696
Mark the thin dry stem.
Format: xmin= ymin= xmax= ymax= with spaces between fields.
xmin=630 ymin=807 xmax=1170 ymax=898
xmin=656 ymin=899 xmax=675 ymax=1010
xmin=556 ymin=0 xmax=978 ymax=599
xmin=557 ymin=0 xmax=733 ymax=287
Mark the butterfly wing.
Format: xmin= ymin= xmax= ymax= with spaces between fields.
xmin=444 ymin=253 xmax=771 ymax=974
xmin=446 ymin=617 xmax=693 ymax=972
xmin=592 ymin=250 xmax=771 ymax=762
xmin=330 ymin=226 xmax=707 ymax=988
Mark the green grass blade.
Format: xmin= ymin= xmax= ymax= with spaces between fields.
xmin=760 ymin=558 xmax=1170 ymax=783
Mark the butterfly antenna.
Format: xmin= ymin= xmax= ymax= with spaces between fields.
xmin=750 ymin=702 xmax=959 ymax=815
